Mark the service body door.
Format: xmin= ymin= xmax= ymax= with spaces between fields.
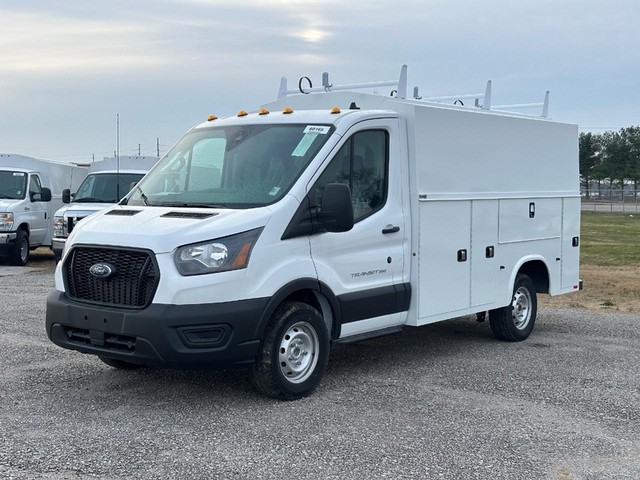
xmin=308 ymin=118 xmax=408 ymax=338
xmin=417 ymin=200 xmax=472 ymax=322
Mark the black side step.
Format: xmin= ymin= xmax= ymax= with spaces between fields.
xmin=333 ymin=326 xmax=403 ymax=345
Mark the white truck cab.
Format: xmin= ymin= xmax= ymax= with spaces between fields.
xmin=46 ymin=67 xmax=581 ymax=399
xmin=51 ymin=156 xmax=159 ymax=261
xmin=0 ymin=155 xmax=86 ymax=265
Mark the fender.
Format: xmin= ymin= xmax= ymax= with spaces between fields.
xmin=501 ymin=255 xmax=551 ymax=306
xmin=253 ymin=278 xmax=343 ymax=341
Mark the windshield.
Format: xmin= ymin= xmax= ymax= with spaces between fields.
xmin=125 ymin=123 xmax=334 ymax=208
xmin=0 ymin=171 xmax=27 ymax=199
xmin=74 ymin=172 xmax=146 ymax=203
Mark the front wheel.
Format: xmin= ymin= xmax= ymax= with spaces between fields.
xmin=10 ymin=230 xmax=29 ymax=266
xmin=250 ymin=301 xmax=329 ymax=400
xmin=489 ymin=274 xmax=537 ymax=342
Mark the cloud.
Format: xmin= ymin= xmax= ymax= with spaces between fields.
xmin=0 ymin=11 xmax=175 ymax=74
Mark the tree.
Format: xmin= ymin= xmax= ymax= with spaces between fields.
xmin=600 ymin=130 xmax=629 ymax=200
xmin=620 ymin=126 xmax=640 ymax=198
xmin=578 ymin=132 xmax=601 ymax=198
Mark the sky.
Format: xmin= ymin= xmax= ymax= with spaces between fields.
xmin=1 ymin=0 xmax=639 ymax=163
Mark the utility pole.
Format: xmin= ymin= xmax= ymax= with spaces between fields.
xmin=157 ymin=137 xmax=160 ymax=157
xmin=116 ymin=114 xmax=120 ymax=201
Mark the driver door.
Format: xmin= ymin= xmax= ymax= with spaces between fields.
xmin=308 ymin=118 xmax=408 ymax=338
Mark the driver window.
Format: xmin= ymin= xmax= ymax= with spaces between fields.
xmin=29 ymin=175 xmax=42 ymax=197
xmin=313 ymin=130 xmax=388 ymax=222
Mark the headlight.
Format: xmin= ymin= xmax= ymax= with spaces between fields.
xmin=53 ymin=216 xmax=65 ymax=237
xmin=174 ymin=228 xmax=263 ymax=276
xmin=0 ymin=213 xmax=14 ymax=231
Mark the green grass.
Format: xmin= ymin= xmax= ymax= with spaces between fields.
xmin=580 ymin=211 xmax=640 ymax=266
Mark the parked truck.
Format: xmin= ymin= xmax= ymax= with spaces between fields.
xmin=0 ymin=154 xmax=87 ymax=265
xmin=52 ymin=156 xmax=159 ymax=261
xmin=46 ymin=66 xmax=581 ymax=399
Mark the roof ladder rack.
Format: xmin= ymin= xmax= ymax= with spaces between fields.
xmin=419 ymin=80 xmax=492 ymax=109
xmin=277 ymin=65 xmax=550 ymax=118
xmin=277 ymin=65 xmax=408 ymax=100
xmin=491 ymin=90 xmax=550 ymax=118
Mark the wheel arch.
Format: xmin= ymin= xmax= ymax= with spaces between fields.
xmin=514 ymin=257 xmax=551 ymax=294
xmin=255 ymin=279 xmax=342 ymax=341
xmin=17 ymin=222 xmax=30 ymax=236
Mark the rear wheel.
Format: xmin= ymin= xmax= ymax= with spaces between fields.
xmin=99 ymin=356 xmax=144 ymax=370
xmin=10 ymin=230 xmax=29 ymax=266
xmin=250 ymin=301 xmax=329 ymax=400
xmin=489 ymin=274 xmax=537 ymax=341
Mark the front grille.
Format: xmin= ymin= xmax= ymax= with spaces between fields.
xmin=65 ymin=215 xmax=87 ymax=235
xmin=65 ymin=246 xmax=159 ymax=308
xmin=63 ymin=327 xmax=137 ymax=352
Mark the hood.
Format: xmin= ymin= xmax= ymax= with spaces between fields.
xmin=55 ymin=202 xmax=113 ymax=218
xmin=0 ymin=199 xmax=21 ymax=212
xmin=67 ymin=204 xmax=273 ymax=254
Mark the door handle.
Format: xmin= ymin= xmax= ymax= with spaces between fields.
xmin=382 ymin=225 xmax=400 ymax=234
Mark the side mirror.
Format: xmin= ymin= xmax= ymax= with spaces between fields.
xmin=320 ymin=183 xmax=354 ymax=233
xmin=32 ymin=187 xmax=52 ymax=202
xmin=62 ymin=189 xmax=71 ymax=204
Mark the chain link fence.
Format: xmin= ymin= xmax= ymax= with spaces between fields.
xmin=581 ymin=189 xmax=640 ymax=212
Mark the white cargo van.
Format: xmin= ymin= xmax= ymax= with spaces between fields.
xmin=0 ymin=154 xmax=86 ymax=265
xmin=52 ymin=156 xmax=159 ymax=261
xmin=46 ymin=66 xmax=581 ymax=399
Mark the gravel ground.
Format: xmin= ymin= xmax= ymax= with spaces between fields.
xmin=1 ymin=259 xmax=639 ymax=480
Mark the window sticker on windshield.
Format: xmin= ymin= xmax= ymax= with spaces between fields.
xmin=269 ymin=186 xmax=281 ymax=196
xmin=13 ymin=172 xmax=25 ymax=176
xmin=303 ymin=125 xmax=330 ymax=135
xmin=292 ymin=133 xmax=318 ymax=157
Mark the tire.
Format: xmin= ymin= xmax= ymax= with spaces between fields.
xmin=10 ymin=230 xmax=29 ymax=266
xmin=250 ymin=301 xmax=330 ymax=400
xmin=489 ymin=274 xmax=537 ymax=342
xmin=99 ymin=356 xmax=144 ymax=370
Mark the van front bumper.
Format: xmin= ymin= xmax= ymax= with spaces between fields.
xmin=0 ymin=232 xmax=17 ymax=243
xmin=45 ymin=290 xmax=269 ymax=369
xmin=51 ymin=238 xmax=66 ymax=258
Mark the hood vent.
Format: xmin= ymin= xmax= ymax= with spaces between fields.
xmin=105 ymin=210 xmax=141 ymax=216
xmin=161 ymin=212 xmax=217 ymax=219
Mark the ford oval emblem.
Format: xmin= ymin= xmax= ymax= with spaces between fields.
xmin=89 ymin=263 xmax=117 ymax=279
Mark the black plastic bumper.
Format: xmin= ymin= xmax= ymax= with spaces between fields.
xmin=46 ymin=290 xmax=270 ymax=369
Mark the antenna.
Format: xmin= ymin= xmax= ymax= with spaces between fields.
xmin=116 ymin=113 xmax=120 ymax=202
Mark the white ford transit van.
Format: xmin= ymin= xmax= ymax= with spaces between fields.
xmin=46 ymin=67 xmax=581 ymax=399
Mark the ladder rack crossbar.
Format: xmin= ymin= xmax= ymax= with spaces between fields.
xmin=493 ymin=102 xmax=543 ymax=109
xmin=281 ymin=80 xmax=399 ymax=97
xmin=278 ymin=65 xmax=407 ymax=100
xmin=423 ymin=93 xmax=485 ymax=102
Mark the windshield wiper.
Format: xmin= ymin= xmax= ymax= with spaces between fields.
xmin=127 ymin=185 xmax=150 ymax=206
xmin=74 ymin=197 xmax=110 ymax=203
xmin=0 ymin=194 xmax=15 ymax=199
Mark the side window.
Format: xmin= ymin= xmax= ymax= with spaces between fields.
xmin=313 ymin=130 xmax=388 ymax=221
xmin=29 ymin=175 xmax=42 ymax=196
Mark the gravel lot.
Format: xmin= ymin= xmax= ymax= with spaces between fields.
xmin=1 ymin=255 xmax=639 ymax=479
